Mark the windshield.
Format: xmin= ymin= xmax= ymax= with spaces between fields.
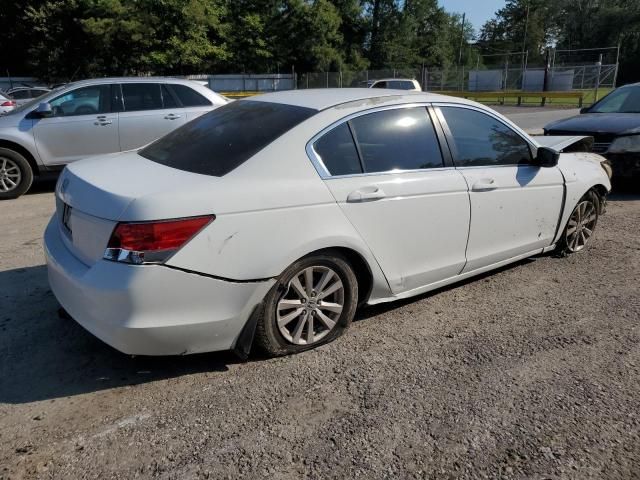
xmin=139 ymin=100 xmax=317 ymax=177
xmin=590 ymin=85 xmax=640 ymax=113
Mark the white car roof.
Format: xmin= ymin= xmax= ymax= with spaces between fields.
xmin=247 ymin=88 xmax=474 ymax=111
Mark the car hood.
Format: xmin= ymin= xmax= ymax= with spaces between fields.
xmin=545 ymin=113 xmax=640 ymax=135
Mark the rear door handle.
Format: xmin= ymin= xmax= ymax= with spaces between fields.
xmin=346 ymin=186 xmax=386 ymax=203
xmin=94 ymin=119 xmax=112 ymax=126
xmin=164 ymin=113 xmax=182 ymax=120
xmin=471 ymin=178 xmax=498 ymax=192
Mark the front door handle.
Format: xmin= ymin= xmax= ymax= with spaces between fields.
xmin=94 ymin=120 xmax=113 ymax=126
xmin=471 ymin=178 xmax=498 ymax=192
xmin=347 ymin=186 xmax=386 ymax=203
xmin=164 ymin=113 xmax=182 ymax=120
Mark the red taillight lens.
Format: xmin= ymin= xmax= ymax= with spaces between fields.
xmin=1 ymin=100 xmax=16 ymax=107
xmin=105 ymin=215 xmax=214 ymax=264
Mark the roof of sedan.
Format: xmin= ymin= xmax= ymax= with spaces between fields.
xmin=247 ymin=88 xmax=461 ymax=111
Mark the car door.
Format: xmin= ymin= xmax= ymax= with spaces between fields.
xmin=311 ymin=105 xmax=471 ymax=294
xmin=435 ymin=104 xmax=564 ymax=273
xmin=167 ymin=83 xmax=217 ymax=121
xmin=117 ymin=83 xmax=186 ymax=151
xmin=32 ymin=84 xmax=119 ymax=166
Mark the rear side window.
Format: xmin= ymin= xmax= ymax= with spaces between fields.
xmin=371 ymin=81 xmax=387 ymax=89
xmin=140 ymin=101 xmax=317 ymax=177
xmin=122 ymin=83 xmax=164 ymax=111
xmin=439 ymin=107 xmax=532 ymax=166
xmin=350 ymin=107 xmax=444 ymax=173
xmin=171 ymin=84 xmax=212 ymax=107
xmin=314 ymin=123 xmax=362 ymax=176
xmin=9 ymin=90 xmax=30 ymax=100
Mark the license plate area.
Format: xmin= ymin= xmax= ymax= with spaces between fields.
xmin=62 ymin=203 xmax=73 ymax=236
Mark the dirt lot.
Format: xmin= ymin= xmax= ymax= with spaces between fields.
xmin=1 ymin=180 xmax=639 ymax=480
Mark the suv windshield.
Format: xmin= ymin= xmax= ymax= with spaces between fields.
xmin=590 ymin=85 xmax=640 ymax=113
xmin=140 ymin=100 xmax=317 ymax=176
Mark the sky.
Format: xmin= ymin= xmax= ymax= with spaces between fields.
xmin=438 ymin=0 xmax=506 ymax=34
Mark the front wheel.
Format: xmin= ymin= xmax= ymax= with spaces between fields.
xmin=254 ymin=253 xmax=358 ymax=357
xmin=556 ymin=190 xmax=600 ymax=255
xmin=0 ymin=148 xmax=34 ymax=200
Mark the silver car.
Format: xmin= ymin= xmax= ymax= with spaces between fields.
xmin=6 ymin=86 xmax=51 ymax=106
xmin=0 ymin=77 xmax=228 ymax=199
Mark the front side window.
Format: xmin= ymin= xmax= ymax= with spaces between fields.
xmin=140 ymin=100 xmax=316 ymax=177
xmin=440 ymin=107 xmax=532 ymax=167
xmin=122 ymin=83 xmax=164 ymax=111
xmin=350 ymin=107 xmax=444 ymax=173
xmin=371 ymin=81 xmax=387 ymax=89
xmin=49 ymin=85 xmax=111 ymax=117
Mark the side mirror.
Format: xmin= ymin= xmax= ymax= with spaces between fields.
xmin=35 ymin=102 xmax=53 ymax=117
xmin=580 ymin=107 xmax=590 ymax=114
xmin=535 ymin=146 xmax=560 ymax=168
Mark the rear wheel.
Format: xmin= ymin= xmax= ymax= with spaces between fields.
xmin=556 ymin=190 xmax=600 ymax=255
xmin=0 ymin=148 xmax=33 ymax=200
xmin=254 ymin=253 xmax=358 ymax=357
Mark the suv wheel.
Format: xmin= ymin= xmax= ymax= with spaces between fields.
xmin=0 ymin=148 xmax=34 ymax=200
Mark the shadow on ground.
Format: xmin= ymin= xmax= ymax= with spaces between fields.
xmin=0 ymin=265 xmax=241 ymax=404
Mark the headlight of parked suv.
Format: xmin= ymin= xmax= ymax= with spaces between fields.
xmin=608 ymin=135 xmax=640 ymax=153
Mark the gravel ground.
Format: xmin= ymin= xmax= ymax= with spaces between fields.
xmin=1 ymin=180 xmax=640 ymax=479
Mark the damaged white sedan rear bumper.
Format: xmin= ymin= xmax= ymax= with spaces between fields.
xmin=44 ymin=216 xmax=274 ymax=356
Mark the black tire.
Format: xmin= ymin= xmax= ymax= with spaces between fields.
xmin=254 ymin=252 xmax=358 ymax=357
xmin=556 ymin=190 xmax=600 ymax=256
xmin=0 ymin=148 xmax=34 ymax=200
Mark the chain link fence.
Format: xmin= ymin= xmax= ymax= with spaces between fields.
xmin=297 ymin=63 xmax=618 ymax=93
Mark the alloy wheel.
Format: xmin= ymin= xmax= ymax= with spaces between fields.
xmin=276 ymin=266 xmax=345 ymax=345
xmin=565 ymin=200 xmax=597 ymax=253
xmin=0 ymin=157 xmax=21 ymax=193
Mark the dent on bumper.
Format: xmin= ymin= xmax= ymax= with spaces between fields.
xmin=44 ymin=216 xmax=275 ymax=355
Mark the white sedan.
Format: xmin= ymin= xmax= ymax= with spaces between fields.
xmin=44 ymin=89 xmax=611 ymax=358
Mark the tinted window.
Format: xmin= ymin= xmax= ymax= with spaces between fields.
xmin=49 ymin=85 xmax=110 ymax=117
xmin=140 ymin=101 xmax=316 ymax=177
xmin=9 ymin=90 xmax=30 ymax=100
xmin=31 ymin=89 xmax=49 ymax=98
xmin=171 ymin=84 xmax=212 ymax=107
xmin=388 ymin=80 xmax=415 ymax=90
xmin=314 ymin=123 xmax=362 ymax=176
xmin=371 ymin=81 xmax=387 ymax=89
xmin=161 ymin=85 xmax=178 ymax=108
xmin=122 ymin=83 xmax=163 ymax=111
xmin=440 ymin=107 xmax=532 ymax=166
xmin=349 ymin=107 xmax=444 ymax=173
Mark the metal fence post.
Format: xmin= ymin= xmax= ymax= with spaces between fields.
xmin=326 ymin=71 xmax=329 ymax=88
xmin=594 ymin=54 xmax=603 ymax=102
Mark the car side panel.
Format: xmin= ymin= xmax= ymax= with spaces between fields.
xmin=165 ymin=202 xmax=393 ymax=302
xmin=553 ymin=152 xmax=612 ymax=243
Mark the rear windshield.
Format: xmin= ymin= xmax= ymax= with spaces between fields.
xmin=139 ymin=100 xmax=317 ymax=176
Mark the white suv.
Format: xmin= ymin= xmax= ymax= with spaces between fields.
xmin=0 ymin=77 xmax=227 ymax=199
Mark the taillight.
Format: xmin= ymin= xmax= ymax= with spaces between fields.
xmin=103 ymin=215 xmax=214 ymax=264
xmin=1 ymin=100 xmax=16 ymax=107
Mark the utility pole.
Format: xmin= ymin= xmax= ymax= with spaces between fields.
xmin=521 ymin=2 xmax=530 ymax=88
xmin=458 ymin=13 xmax=466 ymax=92
xmin=458 ymin=13 xmax=466 ymax=66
